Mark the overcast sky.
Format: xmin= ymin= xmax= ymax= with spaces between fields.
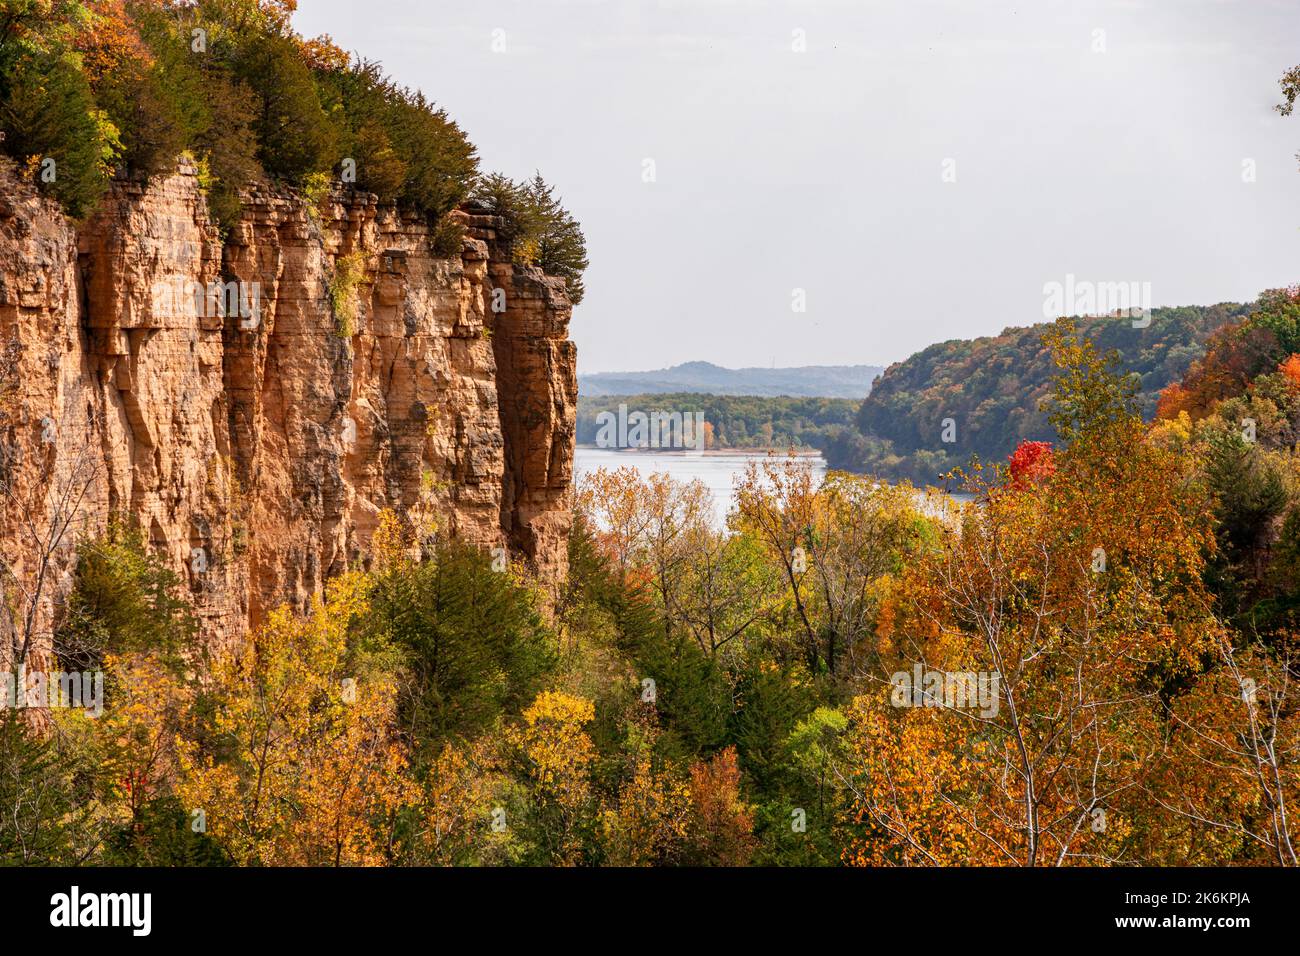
xmin=295 ymin=0 xmax=1300 ymax=373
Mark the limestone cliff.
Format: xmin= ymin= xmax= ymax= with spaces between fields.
xmin=0 ymin=159 xmax=576 ymax=661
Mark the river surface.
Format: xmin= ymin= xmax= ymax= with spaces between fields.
xmin=573 ymin=446 xmax=975 ymax=530
xmin=574 ymin=447 xmax=827 ymax=527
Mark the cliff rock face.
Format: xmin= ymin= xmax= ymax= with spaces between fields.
xmin=0 ymin=160 xmax=575 ymax=662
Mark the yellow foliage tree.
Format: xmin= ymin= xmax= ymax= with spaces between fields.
xmin=506 ymin=690 xmax=595 ymax=864
xmin=1145 ymin=638 xmax=1300 ymax=865
xmin=96 ymin=653 xmax=190 ymax=823
xmin=600 ymin=725 xmax=691 ymax=866
xmin=417 ymin=740 xmax=505 ymax=866
xmin=176 ymin=572 xmax=414 ymax=866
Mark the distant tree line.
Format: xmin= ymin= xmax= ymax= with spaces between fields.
xmin=576 ymin=393 xmax=860 ymax=451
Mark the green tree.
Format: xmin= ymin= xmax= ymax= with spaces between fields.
xmin=1202 ymin=428 xmax=1290 ymax=628
xmin=361 ymin=541 xmax=557 ymax=760
xmin=384 ymin=85 xmax=476 ymax=218
xmin=55 ymin=521 xmax=198 ymax=675
xmin=523 ymin=173 xmax=588 ymax=304
xmin=317 ymin=59 xmax=477 ymax=218
xmin=471 ymin=172 xmax=589 ymax=304
xmin=101 ymin=795 xmax=232 ymax=866
xmin=225 ymin=28 xmax=336 ymax=184
xmin=0 ymin=47 xmax=118 ymax=216
xmin=0 ymin=713 xmax=93 ymax=865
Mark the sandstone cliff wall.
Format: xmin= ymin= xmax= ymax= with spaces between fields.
xmin=0 ymin=160 xmax=575 ymax=662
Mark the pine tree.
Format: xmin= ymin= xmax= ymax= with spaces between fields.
xmin=525 ymin=172 xmax=589 ymax=304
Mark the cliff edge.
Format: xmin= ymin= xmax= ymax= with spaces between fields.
xmin=0 ymin=159 xmax=576 ymax=659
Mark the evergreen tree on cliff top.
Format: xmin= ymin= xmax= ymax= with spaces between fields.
xmin=471 ymin=172 xmax=589 ymax=305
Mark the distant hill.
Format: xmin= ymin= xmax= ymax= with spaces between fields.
xmin=579 ymin=361 xmax=884 ymax=399
xmin=824 ymin=303 xmax=1253 ymax=485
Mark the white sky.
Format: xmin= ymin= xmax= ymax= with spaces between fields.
xmin=294 ymin=0 xmax=1300 ymax=373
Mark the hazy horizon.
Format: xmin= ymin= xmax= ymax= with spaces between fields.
xmin=295 ymin=0 xmax=1300 ymax=373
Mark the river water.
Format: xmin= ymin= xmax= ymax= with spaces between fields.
xmin=573 ymin=447 xmax=827 ymax=528
xmin=573 ymin=446 xmax=975 ymax=530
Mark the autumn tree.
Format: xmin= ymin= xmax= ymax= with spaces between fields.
xmin=684 ymin=746 xmax=757 ymax=866
xmin=674 ymin=530 xmax=777 ymax=660
xmin=733 ymin=457 xmax=920 ymax=675
xmin=505 ymin=690 xmax=597 ymax=865
xmin=842 ymin=322 xmax=1220 ymax=866
xmin=732 ymin=456 xmax=824 ymax=671
xmin=88 ymin=652 xmax=189 ymax=824
xmin=1006 ymin=440 xmax=1055 ymax=490
xmin=576 ymin=466 xmax=727 ymax=644
xmin=1145 ymin=636 xmax=1300 ymax=865
xmin=599 ymin=725 xmax=690 ymax=866
xmin=410 ymin=739 xmax=505 ymax=866
xmin=176 ymin=573 xmax=413 ymax=866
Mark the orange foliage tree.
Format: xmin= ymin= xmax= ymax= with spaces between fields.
xmin=685 ymin=746 xmax=758 ymax=865
xmin=1145 ymin=637 xmax=1300 ymax=865
xmin=842 ymin=322 xmax=1220 ymax=866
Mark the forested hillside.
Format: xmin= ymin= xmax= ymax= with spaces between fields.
xmin=825 ymin=303 xmax=1251 ymax=484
